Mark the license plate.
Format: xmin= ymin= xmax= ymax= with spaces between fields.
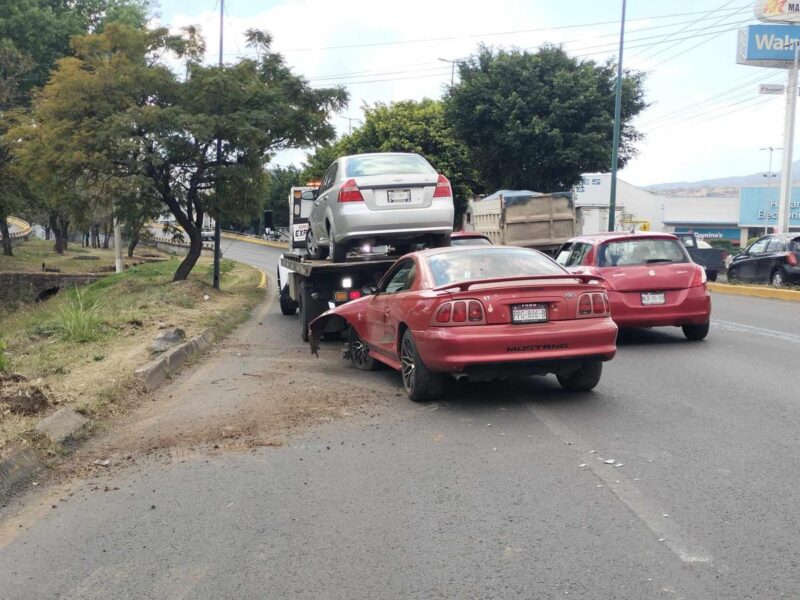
xmin=641 ymin=292 xmax=666 ymax=305
xmin=387 ymin=189 xmax=411 ymax=203
xmin=512 ymin=303 xmax=548 ymax=324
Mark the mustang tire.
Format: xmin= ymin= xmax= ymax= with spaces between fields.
xmin=400 ymin=330 xmax=443 ymax=402
xmin=348 ymin=327 xmax=378 ymax=371
xmin=557 ymin=361 xmax=603 ymax=392
xmin=682 ymin=322 xmax=709 ymax=341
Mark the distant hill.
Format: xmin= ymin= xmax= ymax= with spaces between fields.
xmin=647 ymin=160 xmax=800 ymax=197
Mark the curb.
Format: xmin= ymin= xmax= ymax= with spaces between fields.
xmin=134 ymin=328 xmax=215 ymax=392
xmin=0 ymin=445 xmax=41 ymax=497
xmin=708 ymin=282 xmax=800 ymax=302
xmin=220 ymin=231 xmax=287 ymax=250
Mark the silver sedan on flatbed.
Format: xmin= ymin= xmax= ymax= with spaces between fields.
xmin=306 ymin=152 xmax=454 ymax=262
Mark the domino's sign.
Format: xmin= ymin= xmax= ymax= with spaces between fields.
xmin=738 ymin=24 xmax=800 ymax=67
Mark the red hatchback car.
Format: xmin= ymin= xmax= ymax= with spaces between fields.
xmin=309 ymin=246 xmax=618 ymax=401
xmin=556 ymin=232 xmax=711 ymax=341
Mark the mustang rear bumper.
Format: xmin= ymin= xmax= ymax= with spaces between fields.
xmin=413 ymin=318 xmax=618 ymax=374
xmin=609 ymin=284 xmax=711 ymax=328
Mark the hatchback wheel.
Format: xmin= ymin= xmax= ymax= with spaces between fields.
xmin=727 ymin=267 xmax=738 ymax=282
xmin=400 ymin=330 xmax=443 ymax=402
xmin=306 ymin=227 xmax=328 ymax=260
xmin=348 ymin=327 xmax=377 ymax=371
xmin=771 ymin=269 xmax=785 ymax=288
xmin=556 ymin=362 xmax=603 ymax=392
xmin=682 ymin=322 xmax=709 ymax=341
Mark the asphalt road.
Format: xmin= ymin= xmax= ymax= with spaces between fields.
xmin=2 ymin=241 xmax=800 ymax=599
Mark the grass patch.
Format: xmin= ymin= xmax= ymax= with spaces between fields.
xmin=0 ymin=255 xmax=263 ymax=456
xmin=0 ymin=238 xmax=169 ymax=274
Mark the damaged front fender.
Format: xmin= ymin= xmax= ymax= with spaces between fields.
xmin=308 ymin=299 xmax=371 ymax=356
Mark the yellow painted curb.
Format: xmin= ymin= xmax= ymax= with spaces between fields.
xmin=220 ymin=231 xmax=287 ymax=250
xmin=708 ymin=281 xmax=800 ymax=302
xmin=257 ymin=269 xmax=267 ymax=289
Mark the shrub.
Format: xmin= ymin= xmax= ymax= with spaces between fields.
xmin=0 ymin=338 xmax=7 ymax=372
xmin=205 ymin=258 xmax=236 ymax=283
xmin=54 ymin=287 xmax=103 ymax=343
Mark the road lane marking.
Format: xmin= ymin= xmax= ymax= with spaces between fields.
xmin=712 ymin=319 xmax=800 ymax=344
xmin=521 ymin=399 xmax=712 ymax=565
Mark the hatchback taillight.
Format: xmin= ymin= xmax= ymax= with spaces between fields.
xmin=690 ymin=265 xmax=707 ymax=287
xmin=787 ymin=252 xmax=798 ymax=266
xmin=577 ymin=292 xmax=610 ymax=318
xmin=338 ymin=178 xmax=364 ymax=202
xmin=432 ymin=299 xmax=485 ymax=325
xmin=433 ymin=174 xmax=452 ymax=198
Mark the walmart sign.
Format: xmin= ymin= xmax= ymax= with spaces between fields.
xmin=737 ymin=24 xmax=800 ymax=67
xmin=739 ymin=187 xmax=800 ymax=227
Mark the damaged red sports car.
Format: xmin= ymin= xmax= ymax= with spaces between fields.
xmin=309 ymin=246 xmax=618 ymax=401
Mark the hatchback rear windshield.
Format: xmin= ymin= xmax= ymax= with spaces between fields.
xmin=345 ymin=154 xmax=436 ymax=177
xmin=599 ymin=238 xmax=689 ymax=267
xmin=427 ymin=248 xmax=566 ymax=287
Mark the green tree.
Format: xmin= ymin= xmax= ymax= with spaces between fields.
xmin=10 ymin=25 xmax=347 ymax=278
xmin=264 ymin=166 xmax=304 ymax=229
xmin=445 ymin=45 xmax=647 ymax=193
xmin=304 ymin=99 xmax=477 ymax=219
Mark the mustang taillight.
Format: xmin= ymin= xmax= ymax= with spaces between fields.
xmin=432 ymin=299 xmax=485 ymax=325
xmin=338 ymin=178 xmax=364 ymax=202
xmin=433 ymin=174 xmax=452 ymax=198
xmin=577 ymin=292 xmax=610 ymax=318
xmin=690 ymin=265 xmax=707 ymax=287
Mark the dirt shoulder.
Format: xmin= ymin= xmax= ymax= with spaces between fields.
xmin=0 ymin=254 xmax=263 ymax=460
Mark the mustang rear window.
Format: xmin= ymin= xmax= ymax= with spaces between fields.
xmin=345 ymin=154 xmax=436 ymax=177
xmin=428 ymin=248 xmax=566 ymax=287
xmin=599 ymin=239 xmax=689 ymax=267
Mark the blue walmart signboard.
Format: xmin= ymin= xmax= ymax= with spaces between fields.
xmin=739 ymin=187 xmax=800 ymax=227
xmin=737 ymin=24 xmax=800 ymax=67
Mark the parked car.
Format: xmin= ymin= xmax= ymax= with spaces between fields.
xmin=727 ymin=233 xmax=800 ymax=287
xmin=450 ymin=231 xmax=493 ymax=246
xmin=556 ymin=232 xmax=711 ymax=341
xmin=674 ymin=232 xmax=728 ymax=282
xmin=308 ymin=246 xmax=618 ymax=401
xmin=306 ymin=152 xmax=454 ymax=262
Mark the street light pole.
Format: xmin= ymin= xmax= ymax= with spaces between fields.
xmin=777 ymin=42 xmax=799 ymax=235
xmin=213 ymin=0 xmax=224 ymax=290
xmin=607 ymin=0 xmax=627 ymax=232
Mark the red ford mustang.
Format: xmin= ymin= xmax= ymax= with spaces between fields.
xmin=556 ymin=232 xmax=711 ymax=340
xmin=309 ymin=246 xmax=618 ymax=401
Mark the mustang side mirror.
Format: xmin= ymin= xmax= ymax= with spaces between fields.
xmin=361 ymin=284 xmax=379 ymax=296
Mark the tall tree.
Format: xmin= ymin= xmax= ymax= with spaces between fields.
xmin=264 ymin=166 xmax=303 ymax=229
xmin=445 ymin=45 xmax=647 ymax=193
xmin=9 ymin=24 xmax=347 ymax=278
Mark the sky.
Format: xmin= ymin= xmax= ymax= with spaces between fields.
xmin=150 ymin=0 xmax=791 ymax=187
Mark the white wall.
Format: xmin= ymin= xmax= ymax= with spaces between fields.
xmin=574 ymin=173 xmax=666 ymax=234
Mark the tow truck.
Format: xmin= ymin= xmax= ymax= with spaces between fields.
xmin=278 ymin=186 xmax=396 ymax=341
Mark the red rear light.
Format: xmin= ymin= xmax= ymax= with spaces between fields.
xmin=338 ymin=178 xmax=364 ymax=202
xmin=452 ymin=301 xmax=467 ymax=322
xmin=787 ymin=252 xmax=798 ymax=266
xmin=435 ymin=303 xmax=452 ymax=323
xmin=348 ymin=290 xmax=362 ymax=300
xmin=578 ymin=294 xmax=592 ymax=315
xmin=433 ymin=174 xmax=452 ymax=198
xmin=468 ymin=300 xmax=484 ymax=322
xmin=592 ymin=293 xmax=605 ymax=314
xmin=690 ymin=265 xmax=707 ymax=287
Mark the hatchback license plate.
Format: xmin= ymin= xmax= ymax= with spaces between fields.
xmin=387 ymin=189 xmax=411 ymax=203
xmin=641 ymin=292 xmax=666 ymax=305
xmin=512 ymin=303 xmax=548 ymax=323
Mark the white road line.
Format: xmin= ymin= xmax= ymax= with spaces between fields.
xmin=522 ymin=400 xmax=712 ymax=565
xmin=712 ymin=319 xmax=800 ymax=344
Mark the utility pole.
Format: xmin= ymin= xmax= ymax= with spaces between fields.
xmin=340 ymin=115 xmax=361 ymax=134
xmin=761 ymin=146 xmax=782 ymax=235
xmin=113 ymin=216 xmax=123 ymax=273
xmin=438 ymin=58 xmax=458 ymax=88
xmin=777 ymin=42 xmax=799 ymax=235
xmin=213 ymin=0 xmax=224 ymax=290
xmin=607 ymin=0 xmax=627 ymax=232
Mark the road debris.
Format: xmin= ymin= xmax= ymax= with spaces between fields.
xmin=604 ymin=459 xmax=615 ymax=464
xmin=93 ymin=459 xmax=111 ymax=467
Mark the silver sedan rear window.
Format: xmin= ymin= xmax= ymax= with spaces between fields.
xmin=345 ymin=154 xmax=436 ymax=177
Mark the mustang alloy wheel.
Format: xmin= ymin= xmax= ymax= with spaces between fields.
xmin=400 ymin=330 xmax=443 ymax=402
xmin=348 ymin=328 xmax=377 ymax=371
